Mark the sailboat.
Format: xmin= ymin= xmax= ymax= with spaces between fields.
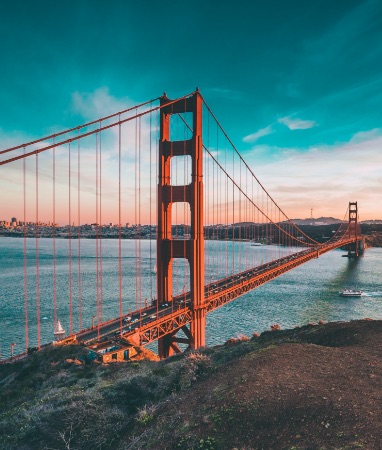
xmin=54 ymin=319 xmax=66 ymax=337
xmin=153 ymin=263 xmax=157 ymax=274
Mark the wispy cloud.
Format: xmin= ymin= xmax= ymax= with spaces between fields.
xmin=349 ymin=128 xmax=381 ymax=143
xmin=243 ymin=125 xmax=273 ymax=143
xmin=278 ymin=116 xmax=317 ymax=130
xmin=255 ymin=128 xmax=382 ymax=219
xmin=205 ymin=87 xmax=242 ymax=100
xmin=71 ymin=87 xmax=131 ymax=119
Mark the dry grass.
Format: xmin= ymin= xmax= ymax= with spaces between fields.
xmin=1 ymin=320 xmax=381 ymax=449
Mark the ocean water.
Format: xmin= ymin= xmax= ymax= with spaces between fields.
xmin=1 ymin=237 xmax=381 ymax=359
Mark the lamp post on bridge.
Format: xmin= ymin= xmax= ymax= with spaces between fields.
xmin=11 ymin=342 xmax=16 ymax=359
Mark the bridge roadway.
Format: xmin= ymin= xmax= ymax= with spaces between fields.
xmin=69 ymin=237 xmax=360 ymax=349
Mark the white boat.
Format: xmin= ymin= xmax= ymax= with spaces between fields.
xmin=54 ymin=319 xmax=66 ymax=336
xmin=339 ymin=289 xmax=362 ymax=297
xmin=153 ymin=263 xmax=157 ymax=274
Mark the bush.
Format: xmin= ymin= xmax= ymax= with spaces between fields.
xmin=136 ymin=404 xmax=157 ymax=426
xmin=178 ymin=352 xmax=212 ymax=389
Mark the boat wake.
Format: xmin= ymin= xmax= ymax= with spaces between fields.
xmin=362 ymin=291 xmax=382 ymax=297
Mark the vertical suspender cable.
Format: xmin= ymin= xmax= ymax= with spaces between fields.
xmin=208 ymin=132 xmax=211 ymax=282
xmin=35 ymin=154 xmax=40 ymax=349
xmin=149 ymin=106 xmax=153 ymax=303
xmin=232 ymin=145 xmax=235 ymax=275
xmin=53 ymin=142 xmax=57 ymax=331
xmin=225 ymin=137 xmax=228 ymax=278
xmin=68 ymin=142 xmax=73 ymax=335
xmin=206 ymin=110 xmax=210 ymax=282
xmin=251 ymin=172 xmax=254 ymax=268
xmin=170 ymin=114 xmax=173 ymax=317
xmin=77 ymin=130 xmax=82 ymax=331
xmin=135 ymin=110 xmax=138 ymax=312
xmin=174 ymin=118 xmax=178 ymax=297
xmin=183 ymin=115 xmax=186 ymax=297
xmin=95 ymin=132 xmax=100 ymax=338
xmin=218 ymin=149 xmax=222 ymax=277
xmin=239 ymin=160 xmax=242 ymax=271
xmin=183 ymin=103 xmax=187 ymax=302
xmin=212 ymin=143 xmax=215 ymax=275
xmin=99 ymin=123 xmax=103 ymax=323
xmin=138 ymin=116 xmax=142 ymax=311
xmin=155 ymin=107 xmax=159 ymax=305
xmin=267 ymin=194 xmax=269 ymax=264
xmin=23 ymin=148 xmax=29 ymax=351
xmin=118 ymin=118 xmax=123 ymax=330
xmin=216 ymin=123 xmax=219 ymax=277
xmin=216 ymin=126 xmax=219 ymax=278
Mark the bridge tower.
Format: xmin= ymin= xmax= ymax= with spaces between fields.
xmin=348 ymin=201 xmax=359 ymax=257
xmin=157 ymin=91 xmax=205 ymax=358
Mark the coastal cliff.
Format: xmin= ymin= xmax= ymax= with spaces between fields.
xmin=1 ymin=319 xmax=381 ymax=449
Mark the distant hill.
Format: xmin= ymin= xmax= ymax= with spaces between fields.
xmin=229 ymin=218 xmax=344 ymax=227
xmin=288 ymin=218 xmax=382 ymax=226
xmin=289 ymin=217 xmax=342 ymax=225
xmin=361 ymin=219 xmax=382 ymax=224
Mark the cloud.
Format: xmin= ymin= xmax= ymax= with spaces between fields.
xmin=254 ymin=128 xmax=382 ymax=219
xmin=0 ymin=88 xmax=161 ymax=225
xmin=205 ymin=87 xmax=242 ymax=100
xmin=71 ymin=87 xmax=132 ymax=120
xmin=278 ymin=116 xmax=317 ymax=130
xmin=350 ymin=128 xmax=381 ymax=143
xmin=243 ymin=125 xmax=273 ymax=143
xmin=0 ymin=128 xmax=35 ymax=154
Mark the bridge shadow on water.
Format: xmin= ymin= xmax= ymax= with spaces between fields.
xmin=327 ymin=256 xmax=362 ymax=290
xmin=299 ymin=254 xmax=364 ymax=324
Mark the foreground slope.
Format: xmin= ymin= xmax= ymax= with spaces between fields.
xmin=1 ymin=319 xmax=381 ymax=449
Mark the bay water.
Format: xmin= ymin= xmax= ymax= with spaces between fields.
xmin=1 ymin=237 xmax=381 ymax=359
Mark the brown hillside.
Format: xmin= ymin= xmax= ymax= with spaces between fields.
xmin=1 ymin=320 xmax=381 ymax=449
xmin=134 ymin=320 xmax=382 ymax=449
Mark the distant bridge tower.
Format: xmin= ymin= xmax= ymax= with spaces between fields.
xmin=348 ymin=201 xmax=360 ymax=257
xmin=157 ymin=91 xmax=205 ymax=358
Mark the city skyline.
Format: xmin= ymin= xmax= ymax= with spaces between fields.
xmin=1 ymin=0 xmax=381 ymax=220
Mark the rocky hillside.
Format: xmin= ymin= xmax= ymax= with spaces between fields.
xmin=364 ymin=232 xmax=382 ymax=247
xmin=1 ymin=319 xmax=381 ymax=449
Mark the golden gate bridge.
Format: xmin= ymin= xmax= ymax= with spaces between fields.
xmin=0 ymin=90 xmax=363 ymax=361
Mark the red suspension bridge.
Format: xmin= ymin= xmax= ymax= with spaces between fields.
xmin=0 ymin=90 xmax=363 ymax=361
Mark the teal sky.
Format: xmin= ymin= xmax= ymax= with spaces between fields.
xmin=1 ymin=0 xmax=381 ymax=219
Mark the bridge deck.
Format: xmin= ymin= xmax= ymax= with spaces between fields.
xmin=65 ymin=237 xmax=360 ymax=348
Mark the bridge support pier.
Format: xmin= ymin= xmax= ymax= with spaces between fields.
xmin=190 ymin=307 xmax=206 ymax=349
xmin=157 ymin=91 xmax=205 ymax=359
